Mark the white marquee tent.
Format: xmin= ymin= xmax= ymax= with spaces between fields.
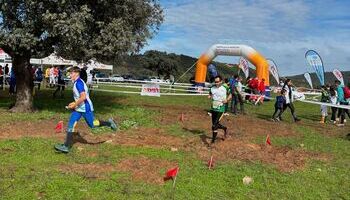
xmin=30 ymin=54 xmax=77 ymax=66
xmin=82 ymin=59 xmax=113 ymax=71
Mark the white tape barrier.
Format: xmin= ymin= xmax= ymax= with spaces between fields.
xmin=96 ymin=78 xmax=194 ymax=87
xmin=92 ymin=88 xmax=209 ymax=96
xmin=95 ymin=84 xmax=210 ymax=93
xmin=96 ymin=81 xmax=210 ymax=90
xmin=75 ymin=85 xmax=350 ymax=110
xmin=242 ymin=91 xmax=350 ymax=109
xmin=298 ymin=99 xmax=350 ymax=109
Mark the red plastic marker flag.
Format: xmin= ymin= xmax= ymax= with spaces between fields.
xmin=55 ymin=121 xmax=64 ymax=133
xmin=266 ymin=134 xmax=271 ymax=145
xmin=207 ymin=155 xmax=215 ymax=169
xmin=164 ymin=167 xmax=179 ymax=181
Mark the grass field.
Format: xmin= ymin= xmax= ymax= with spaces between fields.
xmin=0 ymin=87 xmax=349 ymax=200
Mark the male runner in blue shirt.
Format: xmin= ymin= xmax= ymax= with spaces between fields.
xmin=55 ymin=67 xmax=117 ymax=153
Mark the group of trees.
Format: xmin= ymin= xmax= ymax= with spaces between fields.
xmin=143 ymin=50 xmax=179 ymax=78
xmin=0 ymin=0 xmax=163 ymax=112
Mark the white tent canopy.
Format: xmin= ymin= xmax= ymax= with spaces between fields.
xmin=80 ymin=59 xmax=113 ymax=71
xmin=30 ymin=53 xmax=77 ymax=66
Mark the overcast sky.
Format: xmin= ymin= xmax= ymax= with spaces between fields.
xmin=143 ymin=0 xmax=350 ymax=76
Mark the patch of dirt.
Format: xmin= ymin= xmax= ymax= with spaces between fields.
xmin=116 ymin=156 xmax=176 ymax=184
xmin=300 ymin=120 xmax=350 ymax=137
xmin=0 ymin=120 xmax=65 ymax=140
xmin=59 ymin=156 xmax=176 ymax=184
xmin=112 ymin=128 xmax=184 ymax=148
xmin=148 ymin=104 xmax=299 ymax=139
xmin=59 ymin=163 xmax=116 ymax=179
xmin=195 ymin=138 xmax=329 ymax=172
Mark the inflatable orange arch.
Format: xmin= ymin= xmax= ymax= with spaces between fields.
xmin=195 ymin=44 xmax=270 ymax=85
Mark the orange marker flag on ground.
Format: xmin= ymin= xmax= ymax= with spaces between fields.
xmin=266 ymin=134 xmax=271 ymax=145
xmin=55 ymin=121 xmax=64 ymax=133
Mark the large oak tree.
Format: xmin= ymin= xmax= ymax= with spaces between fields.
xmin=0 ymin=0 xmax=163 ymax=112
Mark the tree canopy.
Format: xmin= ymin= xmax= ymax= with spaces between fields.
xmin=0 ymin=0 xmax=163 ymax=112
xmin=143 ymin=50 xmax=179 ymax=78
xmin=0 ymin=0 xmax=163 ymax=60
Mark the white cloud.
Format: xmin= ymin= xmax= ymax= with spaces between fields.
xmin=145 ymin=0 xmax=350 ymax=76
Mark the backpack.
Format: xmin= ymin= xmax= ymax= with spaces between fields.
xmin=344 ymin=86 xmax=350 ymax=99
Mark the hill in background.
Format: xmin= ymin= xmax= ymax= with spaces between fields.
xmin=112 ymin=50 xmax=349 ymax=87
xmin=114 ymin=51 xmax=240 ymax=82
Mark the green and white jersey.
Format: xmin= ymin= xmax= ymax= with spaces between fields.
xmin=210 ymin=85 xmax=230 ymax=112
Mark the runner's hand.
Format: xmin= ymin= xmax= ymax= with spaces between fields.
xmin=68 ymin=102 xmax=76 ymax=109
xmin=222 ymin=99 xmax=228 ymax=103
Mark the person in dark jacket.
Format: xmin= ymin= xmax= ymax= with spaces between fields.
xmin=272 ymin=89 xmax=286 ymax=121
xmin=53 ymin=66 xmax=66 ymax=98
xmin=80 ymin=66 xmax=88 ymax=83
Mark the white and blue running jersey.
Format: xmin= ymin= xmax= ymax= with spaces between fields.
xmin=73 ymin=78 xmax=94 ymax=112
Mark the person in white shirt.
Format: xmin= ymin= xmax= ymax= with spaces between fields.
xmin=280 ymin=79 xmax=300 ymax=122
xmin=232 ymin=76 xmax=244 ymax=114
xmin=329 ymin=85 xmax=338 ymax=123
xmin=49 ymin=66 xmax=56 ymax=87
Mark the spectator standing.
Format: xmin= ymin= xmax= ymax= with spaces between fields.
xmin=232 ymin=76 xmax=245 ymax=114
xmin=9 ymin=67 xmax=16 ymax=95
xmin=4 ymin=64 xmax=9 ymax=85
xmin=335 ymin=80 xmax=348 ymax=127
xmin=54 ymin=66 xmax=59 ymax=83
xmin=280 ymin=79 xmax=300 ymax=122
xmin=45 ymin=67 xmax=50 ymax=87
xmin=53 ymin=66 xmax=66 ymax=98
xmin=80 ymin=66 xmax=88 ymax=83
xmin=319 ymin=85 xmax=330 ymax=124
xmin=49 ymin=66 xmax=56 ymax=87
xmin=0 ymin=65 xmax=3 ymax=89
xmin=244 ymin=76 xmax=252 ymax=102
xmin=35 ymin=67 xmax=44 ymax=90
xmin=329 ymin=85 xmax=338 ymax=123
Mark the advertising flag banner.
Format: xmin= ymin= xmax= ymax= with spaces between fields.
xmin=239 ymin=57 xmax=249 ymax=78
xmin=304 ymin=72 xmax=313 ymax=89
xmin=305 ymin=50 xmax=325 ymax=85
xmin=267 ymin=59 xmax=280 ymax=85
xmin=332 ymin=69 xmax=344 ymax=86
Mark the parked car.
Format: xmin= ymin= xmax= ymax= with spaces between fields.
xmin=122 ymin=75 xmax=134 ymax=80
xmin=94 ymin=73 xmax=110 ymax=82
xmin=150 ymin=76 xmax=170 ymax=84
xmin=137 ymin=76 xmax=151 ymax=82
xmin=110 ymin=74 xmax=124 ymax=82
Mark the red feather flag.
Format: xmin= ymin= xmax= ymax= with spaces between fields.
xmin=266 ymin=134 xmax=271 ymax=145
xmin=55 ymin=121 xmax=64 ymax=133
xmin=164 ymin=167 xmax=179 ymax=181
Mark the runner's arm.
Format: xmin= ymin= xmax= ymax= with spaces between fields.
xmin=68 ymin=92 xmax=87 ymax=109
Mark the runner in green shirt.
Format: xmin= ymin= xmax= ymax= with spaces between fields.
xmin=208 ymin=75 xmax=232 ymax=144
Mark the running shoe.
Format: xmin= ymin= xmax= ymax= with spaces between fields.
xmin=54 ymin=144 xmax=70 ymax=153
xmin=108 ymin=118 xmax=118 ymax=131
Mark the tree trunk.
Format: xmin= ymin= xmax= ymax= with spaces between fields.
xmin=10 ymin=54 xmax=34 ymax=113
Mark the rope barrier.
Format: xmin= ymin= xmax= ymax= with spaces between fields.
xmin=92 ymin=88 xmax=209 ymax=96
